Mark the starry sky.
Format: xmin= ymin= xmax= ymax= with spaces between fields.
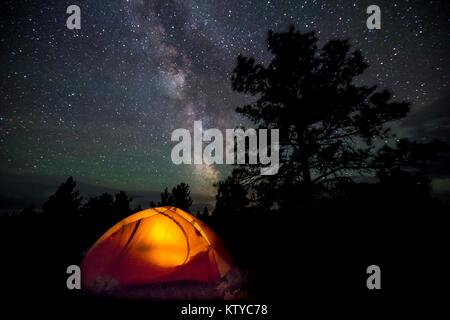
xmin=0 ymin=0 xmax=449 ymax=210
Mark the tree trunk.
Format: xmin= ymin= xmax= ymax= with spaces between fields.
xmin=301 ymin=154 xmax=313 ymax=210
xmin=298 ymin=129 xmax=314 ymax=210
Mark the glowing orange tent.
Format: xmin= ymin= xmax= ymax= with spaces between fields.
xmin=81 ymin=206 xmax=232 ymax=289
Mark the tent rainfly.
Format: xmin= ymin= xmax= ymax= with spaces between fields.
xmin=81 ymin=206 xmax=232 ymax=289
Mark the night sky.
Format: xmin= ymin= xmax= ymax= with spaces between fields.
xmin=0 ymin=0 xmax=449 ymax=210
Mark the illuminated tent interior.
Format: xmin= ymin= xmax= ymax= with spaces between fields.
xmin=81 ymin=206 xmax=232 ymax=291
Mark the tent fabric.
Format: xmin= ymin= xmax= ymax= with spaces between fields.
xmin=81 ymin=206 xmax=232 ymax=288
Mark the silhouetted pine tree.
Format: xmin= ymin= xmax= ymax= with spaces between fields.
xmin=112 ymin=191 xmax=132 ymax=221
xmin=171 ymin=183 xmax=193 ymax=212
xmin=213 ymin=176 xmax=250 ymax=216
xmin=42 ymin=176 xmax=82 ymax=218
xmin=227 ymin=26 xmax=443 ymax=210
xmin=160 ymin=187 xmax=173 ymax=206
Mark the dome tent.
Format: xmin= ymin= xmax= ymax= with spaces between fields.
xmin=81 ymin=206 xmax=232 ymax=293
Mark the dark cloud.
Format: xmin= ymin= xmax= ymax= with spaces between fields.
xmin=401 ymin=94 xmax=450 ymax=141
xmin=400 ymin=94 xmax=450 ymax=178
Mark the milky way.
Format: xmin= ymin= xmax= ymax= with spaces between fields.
xmin=0 ymin=0 xmax=449 ymax=209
